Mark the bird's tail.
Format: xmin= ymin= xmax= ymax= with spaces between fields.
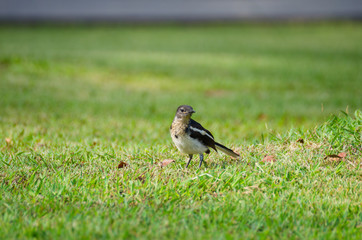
xmin=215 ymin=142 xmax=239 ymax=158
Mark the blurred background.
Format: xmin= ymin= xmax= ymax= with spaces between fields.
xmin=0 ymin=0 xmax=361 ymax=146
xmin=1 ymin=0 xmax=362 ymax=22
xmin=1 ymin=3 xmax=361 ymax=239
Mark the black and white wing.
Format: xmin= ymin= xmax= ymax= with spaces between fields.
xmin=188 ymin=119 xmax=217 ymax=151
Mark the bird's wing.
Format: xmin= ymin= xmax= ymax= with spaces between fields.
xmin=188 ymin=119 xmax=217 ymax=151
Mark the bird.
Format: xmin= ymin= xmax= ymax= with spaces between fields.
xmin=170 ymin=105 xmax=239 ymax=168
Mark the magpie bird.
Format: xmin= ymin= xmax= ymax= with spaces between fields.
xmin=170 ymin=105 xmax=239 ymax=168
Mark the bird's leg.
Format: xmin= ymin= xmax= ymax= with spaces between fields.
xmin=186 ymin=154 xmax=193 ymax=168
xmin=198 ymin=154 xmax=204 ymax=168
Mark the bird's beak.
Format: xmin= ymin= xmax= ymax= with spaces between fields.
xmin=191 ymin=110 xmax=196 ymax=114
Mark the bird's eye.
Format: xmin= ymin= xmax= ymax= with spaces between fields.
xmin=180 ymin=109 xmax=185 ymax=112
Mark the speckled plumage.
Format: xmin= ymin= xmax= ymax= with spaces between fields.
xmin=171 ymin=118 xmax=209 ymax=155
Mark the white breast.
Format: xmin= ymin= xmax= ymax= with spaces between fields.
xmin=171 ymin=133 xmax=208 ymax=155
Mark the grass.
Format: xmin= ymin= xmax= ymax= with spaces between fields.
xmin=0 ymin=22 xmax=361 ymax=239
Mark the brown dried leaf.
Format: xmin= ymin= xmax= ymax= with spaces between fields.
xmin=117 ymin=161 xmax=128 ymax=169
xmin=262 ymin=155 xmax=276 ymax=163
xmin=324 ymin=154 xmax=346 ymax=162
xmin=296 ymin=138 xmax=304 ymax=144
xmin=158 ymin=159 xmax=175 ymax=167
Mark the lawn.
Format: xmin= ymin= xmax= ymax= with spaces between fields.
xmin=0 ymin=22 xmax=361 ymax=239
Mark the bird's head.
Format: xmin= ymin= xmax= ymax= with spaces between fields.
xmin=175 ymin=105 xmax=195 ymax=119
